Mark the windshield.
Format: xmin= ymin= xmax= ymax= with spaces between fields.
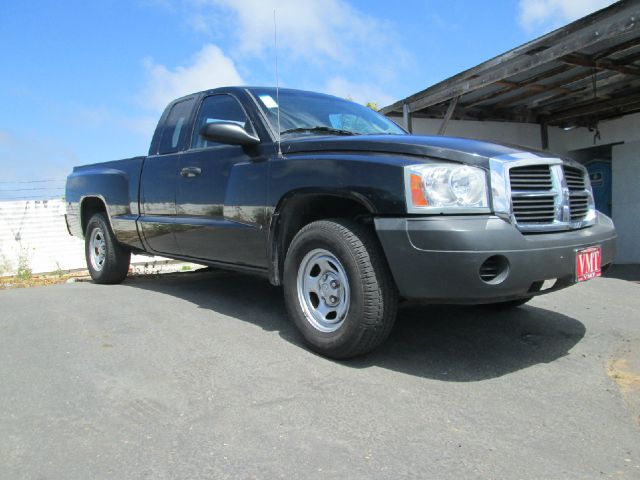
xmin=249 ymin=88 xmax=405 ymax=138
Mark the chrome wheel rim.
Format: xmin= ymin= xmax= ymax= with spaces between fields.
xmin=89 ymin=227 xmax=107 ymax=272
xmin=296 ymin=248 xmax=350 ymax=333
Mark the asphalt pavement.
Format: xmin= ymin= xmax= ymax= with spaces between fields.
xmin=1 ymin=269 xmax=639 ymax=479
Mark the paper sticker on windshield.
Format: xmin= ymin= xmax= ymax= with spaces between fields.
xmin=259 ymin=95 xmax=279 ymax=109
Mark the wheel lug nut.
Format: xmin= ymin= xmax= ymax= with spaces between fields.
xmin=330 ymin=296 xmax=337 ymax=303
xmin=330 ymin=280 xmax=338 ymax=288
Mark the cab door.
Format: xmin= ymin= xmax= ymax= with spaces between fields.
xmin=175 ymin=94 xmax=268 ymax=267
xmin=139 ymin=96 xmax=196 ymax=255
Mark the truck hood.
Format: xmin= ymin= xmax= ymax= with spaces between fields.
xmin=282 ymin=134 xmax=549 ymax=167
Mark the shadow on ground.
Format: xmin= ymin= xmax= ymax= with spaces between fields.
xmin=603 ymin=264 xmax=640 ymax=283
xmin=124 ymin=269 xmax=585 ymax=382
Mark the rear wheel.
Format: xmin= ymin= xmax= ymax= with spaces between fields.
xmin=283 ymin=219 xmax=397 ymax=359
xmin=85 ymin=213 xmax=130 ymax=284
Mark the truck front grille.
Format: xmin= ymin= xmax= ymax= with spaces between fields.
xmin=512 ymin=195 xmax=556 ymax=224
xmin=509 ymin=164 xmax=553 ymax=190
xmin=565 ymin=165 xmax=589 ymax=222
xmin=564 ymin=166 xmax=586 ymax=191
xmin=569 ymin=195 xmax=589 ymax=221
xmin=505 ymin=162 xmax=594 ymax=232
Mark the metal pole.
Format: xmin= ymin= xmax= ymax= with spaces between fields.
xmin=402 ymin=103 xmax=413 ymax=133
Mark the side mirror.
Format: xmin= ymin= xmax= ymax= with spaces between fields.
xmin=199 ymin=122 xmax=260 ymax=146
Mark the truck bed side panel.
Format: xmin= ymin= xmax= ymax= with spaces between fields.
xmin=65 ymin=156 xmax=146 ymax=249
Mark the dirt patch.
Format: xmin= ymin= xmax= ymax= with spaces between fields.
xmin=608 ymin=358 xmax=640 ymax=392
xmin=608 ymin=341 xmax=640 ymax=427
xmin=0 ymin=263 xmax=207 ymax=290
xmin=0 ymin=272 xmax=90 ymax=289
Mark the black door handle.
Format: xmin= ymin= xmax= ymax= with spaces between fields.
xmin=180 ymin=167 xmax=202 ymax=178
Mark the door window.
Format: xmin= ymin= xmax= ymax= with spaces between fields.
xmin=191 ymin=94 xmax=253 ymax=149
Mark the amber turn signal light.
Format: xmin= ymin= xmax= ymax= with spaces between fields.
xmin=410 ymin=173 xmax=428 ymax=206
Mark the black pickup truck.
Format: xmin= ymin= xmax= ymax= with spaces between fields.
xmin=66 ymin=86 xmax=617 ymax=358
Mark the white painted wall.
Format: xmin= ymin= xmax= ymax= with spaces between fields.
xmin=0 ymin=199 xmax=82 ymax=274
xmin=611 ymin=142 xmax=640 ymax=264
xmin=549 ymin=111 xmax=640 ymax=153
xmin=0 ymin=199 xmax=170 ymax=275
xmin=389 ymin=115 xmax=546 ymax=151
xmin=391 ymin=110 xmax=640 ymax=154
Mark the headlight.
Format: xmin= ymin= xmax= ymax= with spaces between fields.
xmin=404 ymin=163 xmax=490 ymax=213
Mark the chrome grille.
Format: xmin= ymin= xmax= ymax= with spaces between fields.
xmin=509 ymin=165 xmax=555 ymax=225
xmin=509 ymin=164 xmax=553 ymax=190
xmin=564 ymin=166 xmax=586 ymax=191
xmin=499 ymin=159 xmax=595 ymax=232
xmin=512 ymin=195 xmax=556 ymax=223
xmin=569 ymin=195 xmax=589 ymax=221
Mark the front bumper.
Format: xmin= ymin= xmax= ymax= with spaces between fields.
xmin=374 ymin=212 xmax=617 ymax=304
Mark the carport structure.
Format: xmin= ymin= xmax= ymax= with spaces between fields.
xmin=383 ymin=0 xmax=640 ymax=264
xmin=382 ymin=0 xmax=640 ymax=143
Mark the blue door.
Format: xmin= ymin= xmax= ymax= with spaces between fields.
xmin=586 ymin=160 xmax=612 ymax=217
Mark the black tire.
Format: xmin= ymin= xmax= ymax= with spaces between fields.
xmin=85 ymin=212 xmax=130 ymax=284
xmin=482 ymin=297 xmax=532 ymax=309
xmin=283 ymin=219 xmax=397 ymax=359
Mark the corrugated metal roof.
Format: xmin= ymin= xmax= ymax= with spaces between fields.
xmin=382 ymin=0 xmax=640 ymax=128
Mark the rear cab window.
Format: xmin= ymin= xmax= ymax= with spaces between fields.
xmin=157 ymin=97 xmax=196 ymax=155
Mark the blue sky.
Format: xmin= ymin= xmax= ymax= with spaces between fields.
xmin=0 ymin=0 xmax=615 ymax=199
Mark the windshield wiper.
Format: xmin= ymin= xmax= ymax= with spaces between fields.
xmin=280 ymin=126 xmax=357 ymax=136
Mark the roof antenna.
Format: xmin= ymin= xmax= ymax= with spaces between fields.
xmin=273 ymin=9 xmax=283 ymax=157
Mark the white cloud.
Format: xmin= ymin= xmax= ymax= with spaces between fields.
xmin=140 ymin=43 xmax=244 ymax=111
xmin=324 ymin=77 xmax=396 ymax=107
xmin=140 ymin=1 xmax=408 ymax=108
xmin=185 ymin=12 xmax=213 ymax=35
xmin=209 ymin=0 xmax=397 ymax=66
xmin=518 ymin=0 xmax=616 ymax=32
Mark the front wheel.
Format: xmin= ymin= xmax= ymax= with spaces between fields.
xmin=85 ymin=213 xmax=130 ymax=284
xmin=283 ymin=219 xmax=397 ymax=359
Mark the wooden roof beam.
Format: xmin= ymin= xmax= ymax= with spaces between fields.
xmin=532 ymin=73 xmax=636 ymax=111
xmin=462 ymin=65 xmax=570 ymax=108
xmin=561 ymin=53 xmax=640 ymax=76
xmin=492 ymin=70 xmax=594 ymax=108
xmin=594 ymin=36 xmax=640 ymax=59
xmin=381 ymin=2 xmax=639 ymax=115
xmin=546 ymin=91 xmax=640 ymax=123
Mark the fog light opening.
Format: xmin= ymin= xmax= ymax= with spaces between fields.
xmin=541 ymin=278 xmax=558 ymax=291
xmin=479 ymin=255 xmax=509 ymax=284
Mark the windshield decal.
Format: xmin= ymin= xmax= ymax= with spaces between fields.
xmin=258 ymin=95 xmax=279 ymax=109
